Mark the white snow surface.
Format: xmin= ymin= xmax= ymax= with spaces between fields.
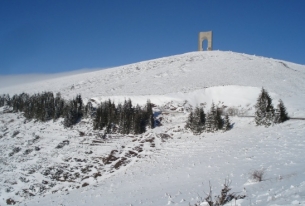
xmin=1 ymin=51 xmax=305 ymax=205
xmin=1 ymin=51 xmax=305 ymax=112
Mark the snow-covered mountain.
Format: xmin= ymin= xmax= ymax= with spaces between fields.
xmin=1 ymin=51 xmax=305 ymax=115
xmin=1 ymin=51 xmax=305 ymax=206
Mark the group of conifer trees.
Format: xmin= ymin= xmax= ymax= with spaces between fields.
xmin=93 ymin=99 xmax=154 ymax=134
xmin=0 ymin=87 xmax=289 ymax=135
xmin=0 ymin=92 xmax=83 ymax=127
xmin=185 ymin=103 xmax=231 ymax=134
xmin=185 ymin=88 xmax=289 ymax=134
xmin=254 ymin=88 xmax=289 ymax=127
xmin=0 ymin=92 xmax=154 ymax=135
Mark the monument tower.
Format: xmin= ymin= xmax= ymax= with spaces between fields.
xmin=198 ymin=31 xmax=213 ymax=51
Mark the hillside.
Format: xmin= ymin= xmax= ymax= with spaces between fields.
xmin=1 ymin=51 xmax=305 ymax=206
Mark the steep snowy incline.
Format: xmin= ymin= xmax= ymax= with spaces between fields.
xmin=0 ymin=51 xmax=304 ymax=101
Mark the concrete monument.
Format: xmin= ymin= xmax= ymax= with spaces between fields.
xmin=198 ymin=31 xmax=213 ymax=51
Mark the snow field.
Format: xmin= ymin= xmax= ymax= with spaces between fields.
xmin=0 ymin=51 xmax=305 ymax=205
xmin=22 ymin=116 xmax=305 ymax=206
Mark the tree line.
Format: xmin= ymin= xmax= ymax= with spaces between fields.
xmin=0 ymin=92 xmax=154 ymax=135
xmin=0 ymin=87 xmax=289 ymax=136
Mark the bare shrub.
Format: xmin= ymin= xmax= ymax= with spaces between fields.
xmin=251 ymin=169 xmax=265 ymax=182
xmin=190 ymin=179 xmax=246 ymax=206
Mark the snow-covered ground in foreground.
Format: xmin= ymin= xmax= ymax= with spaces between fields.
xmin=17 ymin=116 xmax=305 ymax=206
xmin=1 ymin=51 xmax=305 ymax=205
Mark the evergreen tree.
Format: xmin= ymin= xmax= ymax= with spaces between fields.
xmin=24 ymin=96 xmax=34 ymax=119
xmin=63 ymin=100 xmax=78 ymax=128
xmin=0 ymin=95 xmax=4 ymax=107
xmin=2 ymin=94 xmax=11 ymax=106
xmin=75 ymin=94 xmax=83 ymax=120
xmin=84 ymin=102 xmax=94 ymax=118
xmin=63 ymin=95 xmax=83 ymax=128
xmin=274 ymin=99 xmax=289 ymax=123
xmin=54 ymin=92 xmax=64 ymax=120
xmin=199 ymin=107 xmax=206 ymax=127
xmin=216 ymin=107 xmax=224 ymax=130
xmin=133 ymin=104 xmax=146 ymax=134
xmin=93 ymin=104 xmax=102 ymax=130
xmin=193 ymin=107 xmax=205 ymax=134
xmin=185 ymin=110 xmax=194 ymax=131
xmin=145 ymin=100 xmax=155 ymax=129
xmin=205 ymin=103 xmax=219 ymax=132
xmin=254 ymin=88 xmax=275 ymax=127
xmin=185 ymin=106 xmax=205 ymax=134
xmin=43 ymin=92 xmax=55 ymax=121
xmin=119 ymin=99 xmax=133 ymax=134
xmin=222 ymin=114 xmax=231 ymax=131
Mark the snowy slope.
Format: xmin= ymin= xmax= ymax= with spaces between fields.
xmin=1 ymin=51 xmax=305 ymax=206
xmin=1 ymin=51 xmax=305 ymax=101
xmin=1 ymin=51 xmax=305 ymax=116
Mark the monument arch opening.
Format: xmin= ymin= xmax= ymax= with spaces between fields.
xmin=202 ymin=39 xmax=208 ymax=51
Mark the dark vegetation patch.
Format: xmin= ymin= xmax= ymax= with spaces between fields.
xmin=56 ymin=140 xmax=69 ymax=149
xmin=9 ymin=147 xmax=21 ymax=156
xmin=102 ymin=150 xmax=119 ymax=165
xmin=6 ymin=198 xmax=17 ymax=205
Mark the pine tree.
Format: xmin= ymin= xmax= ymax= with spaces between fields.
xmin=84 ymin=102 xmax=94 ymax=118
xmin=63 ymin=95 xmax=83 ymax=128
xmin=63 ymin=100 xmax=78 ymax=128
xmin=254 ymin=88 xmax=275 ymax=127
xmin=54 ymin=92 xmax=64 ymax=120
xmin=185 ymin=110 xmax=194 ymax=131
xmin=121 ymin=99 xmax=133 ymax=134
xmin=145 ymin=100 xmax=155 ymax=129
xmin=43 ymin=92 xmax=55 ymax=121
xmin=2 ymin=94 xmax=10 ymax=106
xmin=216 ymin=107 xmax=224 ymax=130
xmin=205 ymin=103 xmax=219 ymax=132
xmin=0 ymin=95 xmax=4 ymax=107
xmin=222 ymin=114 xmax=231 ymax=131
xmin=274 ymin=99 xmax=289 ymax=123
xmin=93 ymin=104 xmax=102 ymax=130
xmin=133 ymin=104 xmax=146 ymax=134
xmin=199 ymin=107 xmax=206 ymax=127
xmin=75 ymin=94 xmax=83 ymax=120
xmin=193 ymin=106 xmax=204 ymax=134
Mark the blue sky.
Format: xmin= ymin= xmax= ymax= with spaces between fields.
xmin=0 ymin=0 xmax=305 ymax=75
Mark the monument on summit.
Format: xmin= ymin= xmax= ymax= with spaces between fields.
xmin=198 ymin=31 xmax=213 ymax=51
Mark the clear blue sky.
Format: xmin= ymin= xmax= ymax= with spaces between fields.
xmin=1 ymin=0 xmax=304 ymax=74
